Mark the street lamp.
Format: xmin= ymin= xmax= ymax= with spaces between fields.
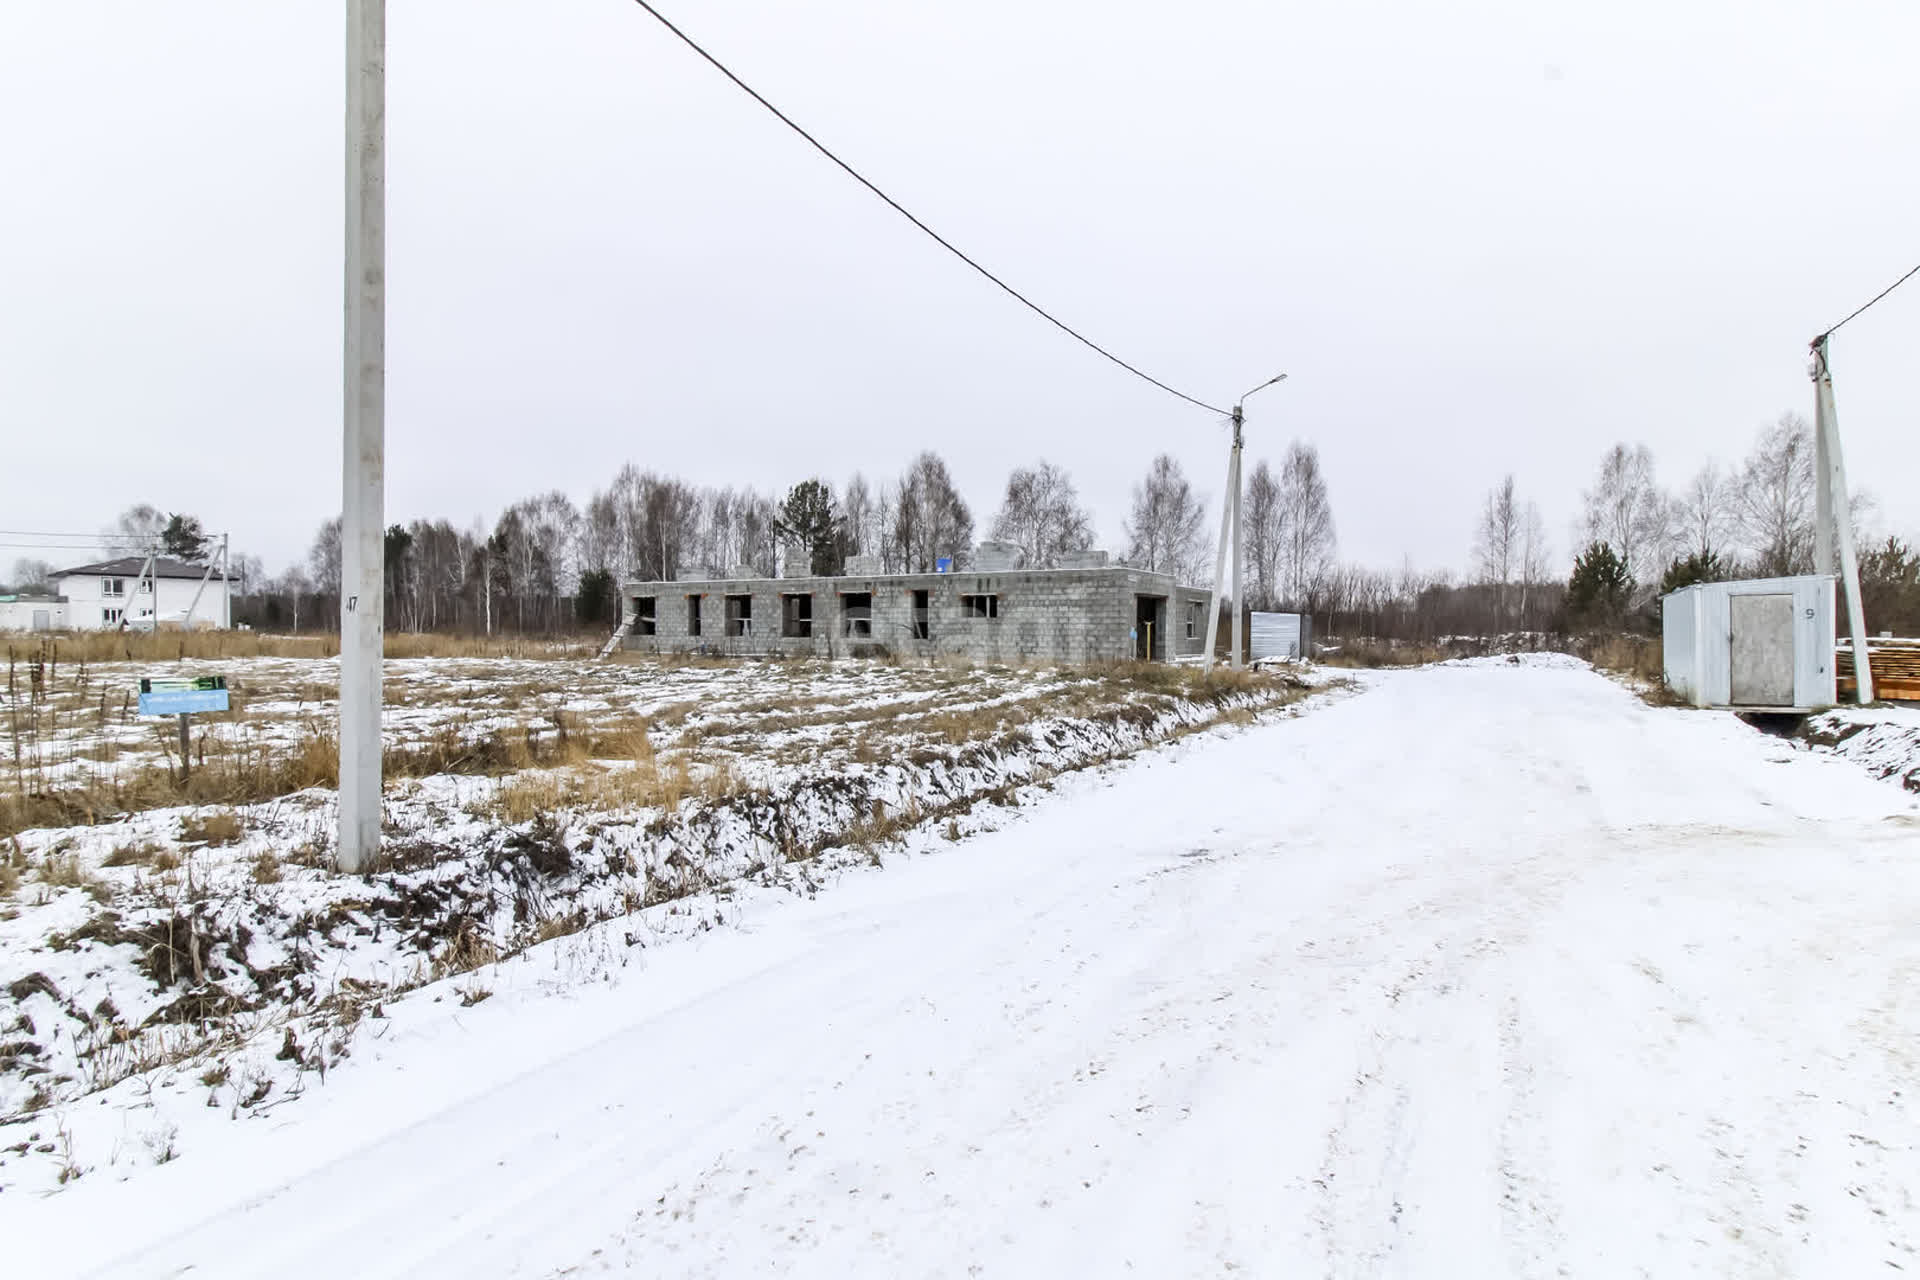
xmin=1203 ymin=373 xmax=1287 ymax=673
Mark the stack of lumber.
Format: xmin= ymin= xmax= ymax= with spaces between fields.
xmin=1837 ymin=641 xmax=1920 ymax=701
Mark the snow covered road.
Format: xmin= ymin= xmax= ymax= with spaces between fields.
xmin=25 ymin=658 xmax=1920 ymax=1277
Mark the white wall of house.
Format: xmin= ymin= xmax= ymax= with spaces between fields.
xmin=52 ymin=572 xmax=231 ymax=630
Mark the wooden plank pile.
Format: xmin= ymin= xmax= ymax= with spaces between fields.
xmin=1838 ymin=641 xmax=1920 ymax=701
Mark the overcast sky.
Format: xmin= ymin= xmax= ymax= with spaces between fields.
xmin=4 ymin=0 xmax=1916 ymax=580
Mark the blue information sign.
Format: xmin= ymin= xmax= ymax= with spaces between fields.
xmin=138 ymin=677 xmax=230 ymax=716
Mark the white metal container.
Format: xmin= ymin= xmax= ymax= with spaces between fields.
xmin=1661 ymin=575 xmax=1836 ymax=711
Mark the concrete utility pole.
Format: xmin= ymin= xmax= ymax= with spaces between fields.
xmin=1810 ymin=335 xmax=1873 ymax=704
xmin=1204 ymin=374 xmax=1286 ymax=673
xmin=340 ymin=0 xmax=386 ymax=872
xmin=1201 ymin=434 xmax=1237 ymax=672
xmin=1229 ymin=407 xmax=1246 ymax=670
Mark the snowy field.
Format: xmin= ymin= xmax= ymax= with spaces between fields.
xmin=6 ymin=656 xmax=1920 ymax=1278
xmin=0 ymin=654 xmax=1322 ymax=1171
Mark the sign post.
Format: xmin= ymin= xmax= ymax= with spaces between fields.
xmin=138 ymin=677 xmax=229 ymax=783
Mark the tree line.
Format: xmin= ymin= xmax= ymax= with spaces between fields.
xmin=205 ymin=444 xmax=1341 ymax=636
xmin=1559 ymin=416 xmax=1917 ymax=633
xmin=20 ymin=411 xmax=1914 ymax=640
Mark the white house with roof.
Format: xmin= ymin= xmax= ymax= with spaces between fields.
xmin=46 ymin=557 xmax=231 ymax=630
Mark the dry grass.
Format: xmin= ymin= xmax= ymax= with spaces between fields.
xmin=1584 ymin=634 xmax=1662 ymax=683
xmin=8 ymin=632 xmax=596 ymax=666
xmin=1316 ymin=639 xmax=1449 ymax=668
xmin=0 ymin=718 xmax=608 ymax=840
xmin=38 ymin=849 xmax=89 ymax=887
xmin=436 ymin=919 xmax=500 ymax=977
xmin=4 ymin=652 xmax=1315 ymax=843
xmin=178 ymin=810 xmax=245 ymax=847
xmin=102 ymin=840 xmax=162 ymax=868
xmin=483 ymin=752 xmax=744 ymax=824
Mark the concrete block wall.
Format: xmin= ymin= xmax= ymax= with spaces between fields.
xmin=621 ymin=566 xmax=1199 ymax=665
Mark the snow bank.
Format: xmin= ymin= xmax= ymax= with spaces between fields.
xmin=1803 ymin=704 xmax=1920 ymax=792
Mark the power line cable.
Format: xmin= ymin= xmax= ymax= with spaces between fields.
xmin=1820 ymin=259 xmax=1920 ymax=342
xmin=625 ymin=0 xmax=1229 ymax=417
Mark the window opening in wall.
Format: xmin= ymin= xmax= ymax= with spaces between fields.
xmin=686 ymin=595 xmax=702 ymax=637
xmin=961 ymin=593 xmax=999 ymax=619
xmin=911 ymin=589 xmax=931 ymax=639
xmin=103 ymin=608 xmax=123 ymax=625
xmin=633 ymin=596 xmax=657 ymax=637
xmin=726 ymin=594 xmax=753 ymax=637
xmin=841 ymin=591 xmax=872 ymax=638
xmin=138 ymin=579 xmax=152 ymax=594
xmin=102 ymin=578 xmax=125 ymax=597
xmin=1186 ymin=601 xmax=1202 ymax=640
xmin=781 ymin=592 xmax=813 ymax=638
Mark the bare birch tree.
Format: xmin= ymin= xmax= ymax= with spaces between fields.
xmin=1123 ymin=454 xmax=1206 ymax=583
xmin=103 ymin=504 xmax=168 ymax=557
xmin=990 ymin=460 xmax=1094 ymax=568
xmin=1581 ymin=443 xmax=1671 ymax=577
xmin=308 ymin=516 xmax=343 ymax=598
xmin=578 ymin=492 xmax=620 ymax=577
xmin=1732 ymin=414 xmax=1815 ymax=577
xmin=1473 ymin=474 xmax=1520 ymax=629
xmin=7 ymin=559 xmax=53 ymax=591
xmin=840 ymin=472 xmax=877 ymax=558
xmin=892 ymin=452 xmax=974 ymax=572
xmin=1244 ymin=460 xmax=1282 ymax=609
xmin=1277 ymin=442 xmax=1336 ymax=605
xmin=1677 ymin=461 xmax=1732 ymax=559
xmin=1518 ymin=501 xmax=1551 ymax=627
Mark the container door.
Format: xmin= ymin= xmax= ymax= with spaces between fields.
xmin=1729 ymin=593 xmax=1795 ymax=706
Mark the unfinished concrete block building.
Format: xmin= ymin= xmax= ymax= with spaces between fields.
xmin=620 ymin=545 xmax=1211 ymax=664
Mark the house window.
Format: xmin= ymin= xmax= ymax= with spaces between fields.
xmin=911 ymin=589 xmax=931 ymax=639
xmin=841 ymin=591 xmax=872 ymax=638
xmin=961 ymin=593 xmax=999 ymax=619
xmin=103 ymin=608 xmax=123 ymax=625
xmin=686 ymin=595 xmax=702 ymax=637
xmin=1186 ymin=602 xmax=1202 ymax=640
xmin=102 ymin=578 xmax=125 ymax=597
xmin=781 ymin=593 xmax=813 ymax=638
xmin=138 ymin=579 xmax=152 ymax=594
xmin=633 ymin=596 xmax=657 ymax=636
xmin=725 ymin=594 xmax=753 ymax=637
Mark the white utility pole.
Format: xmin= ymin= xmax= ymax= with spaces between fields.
xmin=1229 ymin=407 xmax=1246 ymax=671
xmin=1204 ymin=374 xmax=1286 ymax=673
xmin=1811 ymin=335 xmax=1873 ymax=704
xmin=340 ymin=0 xmax=386 ymax=873
xmin=1201 ymin=434 xmax=1237 ymax=672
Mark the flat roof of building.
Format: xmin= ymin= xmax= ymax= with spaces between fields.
xmin=623 ymin=564 xmax=1194 ymax=590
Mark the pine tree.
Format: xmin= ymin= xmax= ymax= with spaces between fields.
xmin=1567 ymin=541 xmax=1634 ymax=630
xmin=1658 ymin=549 xmax=1723 ymax=596
xmin=778 ymin=479 xmax=843 ymax=576
xmin=161 ymin=513 xmax=210 ymax=562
